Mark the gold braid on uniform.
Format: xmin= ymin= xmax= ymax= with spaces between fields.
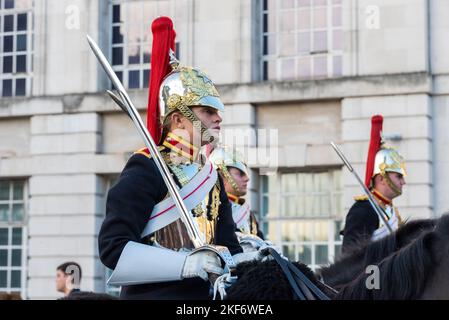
xmin=163 ymin=150 xmax=221 ymax=244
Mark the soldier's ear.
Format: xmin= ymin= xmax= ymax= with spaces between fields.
xmin=171 ymin=112 xmax=185 ymax=129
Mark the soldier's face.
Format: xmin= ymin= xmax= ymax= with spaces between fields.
xmin=226 ymin=167 xmax=250 ymax=197
xmin=388 ymin=172 xmax=406 ymax=191
xmin=190 ymin=106 xmax=222 ymax=144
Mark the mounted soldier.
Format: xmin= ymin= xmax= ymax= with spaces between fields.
xmin=341 ymin=115 xmax=407 ymax=253
xmin=96 ymin=17 xmax=261 ymax=300
xmin=209 ymin=146 xmax=265 ymax=242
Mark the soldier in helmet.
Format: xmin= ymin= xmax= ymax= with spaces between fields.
xmin=341 ymin=115 xmax=406 ymax=254
xmin=209 ymin=146 xmax=265 ymax=241
xmin=98 ymin=17 xmax=261 ymax=300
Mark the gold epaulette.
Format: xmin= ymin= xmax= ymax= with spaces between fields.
xmin=133 ymin=146 xmax=165 ymax=159
xmin=353 ymin=194 xmax=368 ymax=201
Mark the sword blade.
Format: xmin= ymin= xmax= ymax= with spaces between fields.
xmin=87 ymin=35 xmax=205 ymax=248
xmin=330 ymin=141 xmax=393 ymax=233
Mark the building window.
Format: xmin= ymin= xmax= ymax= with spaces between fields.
xmin=0 ymin=180 xmax=27 ymax=298
xmin=260 ymin=170 xmax=343 ymax=270
xmin=109 ymin=0 xmax=179 ymax=90
xmin=261 ymin=0 xmax=343 ymax=81
xmin=0 ymin=0 xmax=34 ymax=97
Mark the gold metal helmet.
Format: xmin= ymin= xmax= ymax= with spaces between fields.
xmin=209 ymin=146 xmax=249 ymax=194
xmin=157 ymin=52 xmax=224 ymax=143
xmin=159 ymin=53 xmax=224 ymax=118
xmin=373 ymin=147 xmax=407 ymax=178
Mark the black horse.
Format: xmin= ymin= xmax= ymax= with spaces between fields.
xmin=318 ymin=217 xmax=437 ymax=290
xmin=227 ymin=214 xmax=449 ymax=300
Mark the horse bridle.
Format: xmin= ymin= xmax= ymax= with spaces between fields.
xmin=262 ymin=247 xmax=333 ymax=300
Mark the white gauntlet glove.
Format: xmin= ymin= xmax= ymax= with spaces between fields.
xmin=181 ymin=250 xmax=224 ymax=281
xmin=232 ymin=250 xmax=263 ymax=265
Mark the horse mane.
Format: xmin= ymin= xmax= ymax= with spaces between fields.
xmin=226 ymin=259 xmax=335 ymax=300
xmin=318 ymin=218 xmax=436 ymax=288
xmin=336 ymin=214 xmax=449 ymax=300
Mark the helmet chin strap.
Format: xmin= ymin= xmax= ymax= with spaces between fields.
xmin=218 ymin=164 xmax=240 ymax=195
xmin=383 ymin=173 xmax=402 ymax=197
xmin=176 ymin=103 xmax=215 ymax=144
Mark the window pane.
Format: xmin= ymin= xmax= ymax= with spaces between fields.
xmin=333 ymin=55 xmax=342 ymax=76
xmin=298 ymin=9 xmax=310 ymax=30
xmin=263 ymin=12 xmax=268 ymax=33
xmin=15 ymin=78 xmax=26 ymax=96
xmin=0 ymin=182 xmax=10 ymax=200
xmin=4 ymin=15 xmax=13 ymax=32
xmin=127 ymin=24 xmax=140 ymax=44
xmin=314 ymin=221 xmax=328 ymax=241
xmin=112 ymin=26 xmax=123 ymax=44
xmin=313 ymin=7 xmax=327 ymax=28
xmin=112 ymin=5 xmax=121 ymax=23
xmin=281 ymin=59 xmax=295 ymax=80
xmin=298 ymin=0 xmax=311 ymax=7
xmin=282 ymin=244 xmax=295 ymax=261
xmin=281 ymin=0 xmax=294 ymax=9
xmin=279 ymin=33 xmax=295 ymax=56
xmin=11 ymin=270 xmax=21 ymax=288
xmin=298 ymin=57 xmax=311 ymax=79
xmin=0 ymin=229 xmax=8 ymax=245
xmin=5 ymin=0 xmax=15 ymax=9
xmin=280 ymin=11 xmax=294 ymax=31
xmin=0 ymin=249 xmax=7 ymax=266
xmin=12 ymin=204 xmax=24 ymax=221
xmin=11 ymin=249 xmax=21 ymax=266
xmin=314 ymin=0 xmax=326 ymax=5
xmin=112 ymin=47 xmax=123 ymax=65
xmin=332 ymin=29 xmax=342 ymax=50
xmin=128 ymin=70 xmax=140 ymax=88
xmin=265 ymin=59 xmax=275 ymax=80
xmin=297 ymin=245 xmax=312 ymax=264
xmin=297 ymin=221 xmax=313 ymax=241
xmin=268 ymin=12 xmax=276 ymax=33
xmin=0 ymin=271 xmax=7 ymax=288
xmin=313 ymin=31 xmax=327 ymax=51
xmin=143 ymin=69 xmax=149 ymax=88
xmin=298 ymin=32 xmax=310 ymax=53
xmin=315 ymin=245 xmax=329 ymax=265
xmin=3 ymin=56 xmax=13 ymax=73
xmin=16 ymin=55 xmax=26 ymax=72
xmin=128 ymin=45 xmax=140 ymax=64
xmin=142 ymin=47 xmax=151 ymax=63
xmin=313 ymin=55 xmax=327 ymax=77
xmin=3 ymin=36 xmax=13 ymax=52
xmin=0 ymin=204 xmax=10 ymax=221
xmin=334 ymin=220 xmax=343 ymax=241
xmin=12 ymin=228 xmax=22 ymax=245
xmin=17 ymin=13 xmax=27 ymax=30
xmin=16 ymin=0 xmax=33 ymax=9
xmin=3 ymin=79 xmax=12 ymax=97
xmin=333 ymin=6 xmax=342 ymax=27
xmin=281 ymin=173 xmax=296 ymax=192
xmin=17 ymin=34 xmax=27 ymax=51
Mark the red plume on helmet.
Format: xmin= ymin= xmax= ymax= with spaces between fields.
xmin=364 ymin=115 xmax=383 ymax=188
xmin=146 ymin=17 xmax=176 ymax=144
